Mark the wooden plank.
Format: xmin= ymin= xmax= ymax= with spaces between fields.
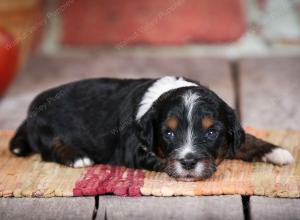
xmin=240 ymin=56 xmax=300 ymax=130
xmin=249 ymin=196 xmax=300 ymax=220
xmin=0 ymin=197 xmax=96 ymax=220
xmin=0 ymin=54 xmax=234 ymax=129
xmin=96 ymin=196 xmax=244 ymax=220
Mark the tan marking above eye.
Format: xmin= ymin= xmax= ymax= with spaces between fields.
xmin=166 ymin=116 xmax=178 ymax=131
xmin=202 ymin=116 xmax=214 ymax=130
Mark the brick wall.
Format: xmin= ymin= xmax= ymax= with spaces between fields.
xmin=0 ymin=0 xmax=247 ymax=51
xmin=60 ymin=0 xmax=246 ymax=46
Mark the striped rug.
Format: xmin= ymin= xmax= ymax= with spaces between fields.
xmin=0 ymin=128 xmax=299 ymax=198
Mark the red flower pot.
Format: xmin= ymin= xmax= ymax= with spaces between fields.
xmin=0 ymin=28 xmax=19 ymax=96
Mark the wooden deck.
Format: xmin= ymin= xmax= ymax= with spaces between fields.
xmin=0 ymin=51 xmax=299 ymax=220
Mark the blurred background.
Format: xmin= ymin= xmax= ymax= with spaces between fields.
xmin=0 ymin=0 xmax=299 ymax=130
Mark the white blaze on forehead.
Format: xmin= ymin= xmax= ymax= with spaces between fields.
xmin=183 ymin=90 xmax=199 ymax=121
xmin=136 ymin=76 xmax=197 ymax=120
xmin=178 ymin=90 xmax=199 ymax=159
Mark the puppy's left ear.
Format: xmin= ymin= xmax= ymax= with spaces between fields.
xmin=224 ymin=104 xmax=245 ymax=156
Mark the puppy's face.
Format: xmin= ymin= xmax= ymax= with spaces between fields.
xmin=153 ymin=88 xmax=243 ymax=181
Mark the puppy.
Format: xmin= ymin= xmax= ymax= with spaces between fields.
xmin=10 ymin=76 xmax=293 ymax=181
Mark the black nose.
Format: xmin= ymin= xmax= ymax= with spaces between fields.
xmin=180 ymin=154 xmax=198 ymax=170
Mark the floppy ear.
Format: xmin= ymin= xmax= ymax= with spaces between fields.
xmin=133 ymin=107 xmax=162 ymax=171
xmin=135 ymin=106 xmax=157 ymax=151
xmin=224 ymin=104 xmax=245 ymax=156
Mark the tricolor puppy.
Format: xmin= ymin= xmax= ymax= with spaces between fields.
xmin=10 ymin=76 xmax=293 ymax=181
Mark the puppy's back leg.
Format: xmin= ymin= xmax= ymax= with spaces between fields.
xmin=10 ymin=120 xmax=33 ymax=156
xmin=233 ymin=133 xmax=294 ymax=166
xmin=49 ymin=137 xmax=94 ymax=168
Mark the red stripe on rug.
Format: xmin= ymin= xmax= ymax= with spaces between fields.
xmin=73 ymin=165 xmax=145 ymax=197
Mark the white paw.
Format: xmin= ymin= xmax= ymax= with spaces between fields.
xmin=262 ymin=148 xmax=294 ymax=166
xmin=13 ymin=148 xmax=21 ymax=155
xmin=72 ymin=157 xmax=94 ymax=168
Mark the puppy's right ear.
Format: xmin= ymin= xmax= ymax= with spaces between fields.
xmin=135 ymin=106 xmax=157 ymax=151
xmin=133 ymin=106 xmax=162 ymax=171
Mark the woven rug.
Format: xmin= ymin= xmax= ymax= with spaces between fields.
xmin=0 ymin=128 xmax=299 ymax=198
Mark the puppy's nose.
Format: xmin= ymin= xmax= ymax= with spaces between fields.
xmin=180 ymin=154 xmax=197 ymax=170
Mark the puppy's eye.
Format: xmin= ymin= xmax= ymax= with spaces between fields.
xmin=205 ymin=129 xmax=218 ymax=140
xmin=164 ymin=129 xmax=175 ymax=139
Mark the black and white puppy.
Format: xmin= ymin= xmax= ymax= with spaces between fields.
xmin=10 ymin=76 xmax=293 ymax=181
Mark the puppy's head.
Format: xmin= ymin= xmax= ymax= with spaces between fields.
xmin=138 ymin=86 xmax=245 ymax=181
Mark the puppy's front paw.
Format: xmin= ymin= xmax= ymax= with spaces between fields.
xmin=136 ymin=146 xmax=162 ymax=171
xmin=71 ymin=157 xmax=94 ymax=168
xmin=70 ymin=157 xmax=94 ymax=168
xmin=262 ymin=148 xmax=294 ymax=166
